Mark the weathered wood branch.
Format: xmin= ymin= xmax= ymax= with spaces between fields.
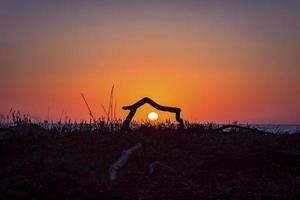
xmin=148 ymin=161 xmax=177 ymax=175
xmin=122 ymin=97 xmax=183 ymax=131
xmin=108 ymin=143 xmax=142 ymax=181
xmin=215 ymin=124 xmax=271 ymax=134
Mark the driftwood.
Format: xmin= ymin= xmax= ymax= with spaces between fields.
xmin=148 ymin=161 xmax=177 ymax=175
xmin=108 ymin=143 xmax=142 ymax=181
xmin=122 ymin=97 xmax=184 ymax=131
xmin=215 ymin=124 xmax=271 ymax=134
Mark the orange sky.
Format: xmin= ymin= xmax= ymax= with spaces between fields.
xmin=1 ymin=1 xmax=300 ymax=123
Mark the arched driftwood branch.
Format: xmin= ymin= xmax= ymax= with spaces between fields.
xmin=121 ymin=97 xmax=184 ymax=131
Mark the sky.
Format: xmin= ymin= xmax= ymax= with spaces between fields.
xmin=1 ymin=0 xmax=300 ymax=124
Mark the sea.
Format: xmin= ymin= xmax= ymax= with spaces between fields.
xmin=247 ymin=124 xmax=300 ymax=134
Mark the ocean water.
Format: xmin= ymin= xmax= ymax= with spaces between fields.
xmin=213 ymin=124 xmax=300 ymax=134
xmin=249 ymin=124 xmax=300 ymax=134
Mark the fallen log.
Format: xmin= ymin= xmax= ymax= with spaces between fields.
xmin=108 ymin=143 xmax=143 ymax=181
xmin=215 ymin=124 xmax=271 ymax=134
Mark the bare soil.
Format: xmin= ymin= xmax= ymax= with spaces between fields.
xmin=0 ymin=128 xmax=300 ymax=199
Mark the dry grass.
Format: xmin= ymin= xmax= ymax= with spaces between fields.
xmin=0 ymin=120 xmax=300 ymax=199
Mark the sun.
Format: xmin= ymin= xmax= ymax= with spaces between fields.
xmin=148 ymin=112 xmax=158 ymax=121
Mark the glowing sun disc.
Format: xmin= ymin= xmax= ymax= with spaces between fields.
xmin=148 ymin=112 xmax=158 ymax=121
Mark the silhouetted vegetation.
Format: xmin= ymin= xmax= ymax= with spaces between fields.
xmin=0 ymin=111 xmax=300 ymax=199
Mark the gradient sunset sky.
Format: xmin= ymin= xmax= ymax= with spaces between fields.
xmin=1 ymin=0 xmax=299 ymax=123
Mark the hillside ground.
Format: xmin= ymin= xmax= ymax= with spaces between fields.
xmin=0 ymin=127 xmax=300 ymax=199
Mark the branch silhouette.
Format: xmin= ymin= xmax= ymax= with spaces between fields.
xmin=122 ymin=97 xmax=184 ymax=131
